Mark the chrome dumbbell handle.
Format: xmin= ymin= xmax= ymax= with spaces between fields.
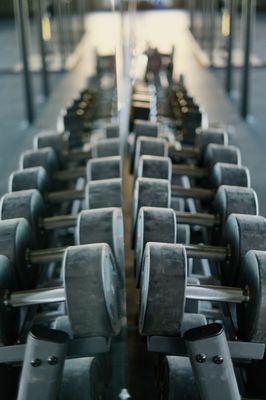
xmin=172 ymin=164 xmax=208 ymax=178
xmin=171 ymin=185 xmax=214 ymax=200
xmin=186 ymin=284 xmax=249 ymax=304
xmin=4 ymin=286 xmax=65 ymax=307
xmin=41 ymin=214 xmax=77 ymax=230
xmin=27 ymin=247 xmax=66 ymax=264
xmin=185 ymin=244 xmax=229 ymax=261
xmin=175 ymin=210 xmax=219 ymax=227
xmin=46 ymin=189 xmax=84 ymax=203
xmin=53 ymin=166 xmax=86 ymax=181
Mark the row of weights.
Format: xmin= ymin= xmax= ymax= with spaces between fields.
xmin=0 ymin=76 xmax=125 ymax=399
xmin=128 ymin=79 xmax=266 ymax=399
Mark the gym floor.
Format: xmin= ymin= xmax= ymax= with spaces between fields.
xmin=1 ymin=10 xmax=266 ymax=398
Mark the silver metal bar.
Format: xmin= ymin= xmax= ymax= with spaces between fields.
xmin=29 ymin=247 xmax=65 ymax=263
xmin=240 ymin=0 xmax=255 ymax=119
xmin=172 ymin=164 xmax=208 ymax=178
xmin=185 ymin=244 xmax=228 ymax=261
xmin=14 ymin=0 xmax=35 ymax=123
xmin=53 ymin=166 xmax=86 ymax=181
xmin=8 ymin=287 xmax=65 ymax=307
xmin=171 ymin=147 xmax=199 ymax=158
xmin=47 ymin=189 xmax=84 ymax=203
xmin=175 ymin=211 xmax=219 ymax=227
xmin=35 ymin=0 xmax=49 ymax=98
xmin=186 ymin=284 xmax=248 ymax=303
xmin=42 ymin=215 xmax=77 ymax=230
xmin=226 ymin=0 xmax=236 ymax=93
xmin=65 ymin=149 xmax=91 ymax=162
xmin=171 ymin=185 xmax=214 ymax=200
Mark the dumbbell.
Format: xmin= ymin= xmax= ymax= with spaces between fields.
xmin=26 ymin=135 xmax=120 ymax=172
xmin=34 ymin=127 xmax=119 ymax=162
xmin=132 ymin=163 xmax=250 ymax=231
xmin=139 ymin=212 xmax=266 ymax=288
xmin=0 ymin=216 xmax=125 ymax=290
xmin=137 ymin=143 xmax=242 ymax=181
xmin=0 ymin=191 xmax=124 ymax=283
xmin=132 ymin=129 xmax=229 ymax=175
xmin=0 ymin=243 xmax=121 ymax=345
xmin=139 ymin=243 xmax=266 ymax=343
xmin=9 ymin=167 xmax=122 ymax=207
xmin=134 ymin=186 xmax=259 ymax=282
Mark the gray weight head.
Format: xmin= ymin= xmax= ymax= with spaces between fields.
xmin=134 ymin=136 xmax=168 ymax=176
xmin=132 ymin=178 xmax=171 ymax=233
xmin=137 ymin=155 xmax=172 ymax=180
xmin=195 ymin=127 xmax=228 ymax=152
xmin=34 ymin=131 xmax=69 ymax=161
xmin=0 ymin=218 xmax=36 ymax=288
xmin=211 ymin=163 xmax=250 ymax=188
xmin=77 ymin=207 xmax=125 ymax=287
xmin=63 ymin=243 xmax=121 ymax=337
xmin=135 ymin=207 xmax=176 ymax=286
xmin=53 ymin=316 xmax=73 ymax=337
xmin=204 ymin=144 xmax=241 ymax=169
xmin=9 ymin=167 xmax=50 ymax=194
xmin=161 ymin=356 xmax=200 ymax=400
xmin=139 ymin=242 xmax=187 ymax=336
xmin=222 ymin=214 xmax=266 ymax=284
xmin=0 ymin=255 xmax=19 ymax=345
xmin=86 ymin=156 xmax=121 ymax=181
xmin=105 ymin=123 xmax=119 ymax=138
xmin=0 ymin=190 xmax=45 ymax=237
xmin=60 ymin=357 xmax=105 ymax=400
xmin=92 ymin=138 xmax=120 ymax=158
xmin=134 ymin=119 xmax=160 ymax=138
xmin=213 ymin=186 xmax=259 ymax=225
xmin=85 ymin=178 xmax=122 ymax=209
xmin=20 ymin=147 xmax=59 ymax=176
xmin=236 ymin=250 xmax=266 ymax=342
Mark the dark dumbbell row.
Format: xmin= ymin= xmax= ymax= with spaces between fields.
xmin=128 ymin=73 xmax=266 ymax=400
xmin=0 ymin=70 xmax=126 ymax=399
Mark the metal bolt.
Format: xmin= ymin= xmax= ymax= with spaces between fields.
xmin=213 ymin=355 xmax=223 ymax=364
xmin=31 ymin=358 xmax=42 ymax=367
xmin=195 ymin=353 xmax=207 ymax=363
xmin=48 ymin=356 xmax=58 ymax=365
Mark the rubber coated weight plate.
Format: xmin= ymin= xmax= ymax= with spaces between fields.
xmin=213 ymin=186 xmax=258 ymax=225
xmin=222 ymin=214 xmax=266 ymax=284
xmin=0 ymin=190 xmax=45 ymax=240
xmin=20 ymin=147 xmax=59 ymax=176
xmin=87 ymin=156 xmax=121 ymax=181
xmin=204 ymin=144 xmax=241 ymax=169
xmin=132 ymin=178 xmax=171 ymax=233
xmin=0 ymin=255 xmax=19 ymax=345
xmin=135 ymin=207 xmax=176 ymax=286
xmin=0 ymin=218 xmax=36 ymax=288
xmin=85 ymin=178 xmax=122 ymax=209
xmin=236 ymin=250 xmax=266 ymax=342
xmin=77 ymin=207 xmax=125 ymax=286
xmin=92 ymin=138 xmax=120 ymax=158
xmin=34 ymin=131 xmax=68 ymax=162
xmin=160 ymin=356 xmax=200 ymax=400
xmin=211 ymin=163 xmax=250 ymax=188
xmin=195 ymin=127 xmax=228 ymax=152
xmin=139 ymin=243 xmax=186 ymax=336
xmin=63 ymin=243 xmax=120 ymax=337
xmin=9 ymin=167 xmax=50 ymax=194
xmin=134 ymin=136 xmax=167 ymax=175
xmin=137 ymin=155 xmax=172 ymax=180
xmin=134 ymin=120 xmax=159 ymax=137
xmin=60 ymin=357 xmax=105 ymax=400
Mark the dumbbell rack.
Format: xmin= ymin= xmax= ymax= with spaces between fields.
xmin=0 ymin=49 xmax=266 ymax=400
